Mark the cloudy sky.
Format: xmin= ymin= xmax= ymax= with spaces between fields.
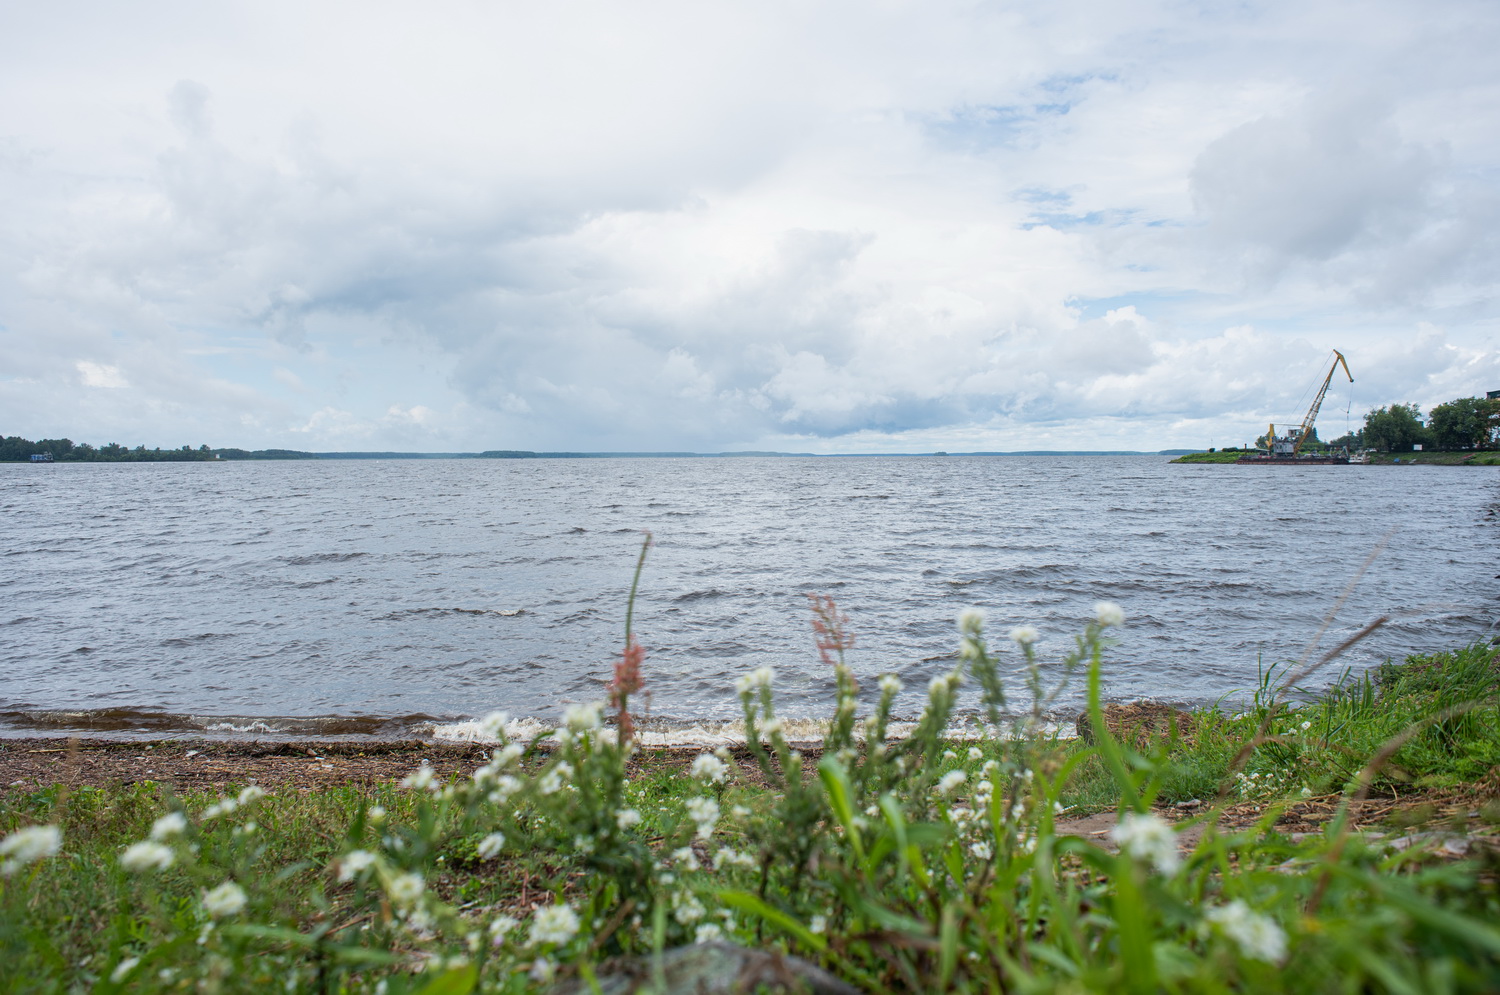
xmin=2 ymin=0 xmax=1497 ymax=453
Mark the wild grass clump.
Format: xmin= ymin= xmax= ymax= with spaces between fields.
xmin=3 ymin=543 xmax=1499 ymax=991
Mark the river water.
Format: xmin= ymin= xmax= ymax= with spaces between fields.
xmin=2 ymin=456 xmax=1496 ymax=740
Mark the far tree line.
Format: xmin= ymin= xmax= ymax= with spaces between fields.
xmin=0 ymin=437 xmax=324 ymax=462
xmin=1249 ymin=395 xmax=1500 ymax=453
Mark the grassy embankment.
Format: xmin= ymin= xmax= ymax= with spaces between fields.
xmin=3 ymin=638 xmax=1499 ymax=993
xmin=1173 ymin=450 xmax=1500 ymax=465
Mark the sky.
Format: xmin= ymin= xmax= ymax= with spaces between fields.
xmin=2 ymin=1 xmax=1497 ymax=454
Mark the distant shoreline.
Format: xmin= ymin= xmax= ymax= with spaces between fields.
xmin=6 ymin=448 xmax=1199 ymax=462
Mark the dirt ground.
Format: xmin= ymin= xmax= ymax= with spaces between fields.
xmin=0 ymin=737 xmax=769 ymax=794
xmin=3 ymin=737 xmax=1495 ymax=850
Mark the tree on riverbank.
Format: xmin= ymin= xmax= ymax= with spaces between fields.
xmin=1429 ymin=396 xmax=1500 ymax=450
xmin=1362 ymin=403 xmax=1428 ymax=452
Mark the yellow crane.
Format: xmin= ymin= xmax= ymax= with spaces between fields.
xmin=1266 ymin=350 xmax=1354 ymax=456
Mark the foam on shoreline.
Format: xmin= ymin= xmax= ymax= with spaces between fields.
xmin=1 ymin=707 xmax=1080 ymax=745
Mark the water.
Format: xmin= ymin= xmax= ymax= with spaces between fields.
xmin=2 ymin=457 xmax=1496 ymax=739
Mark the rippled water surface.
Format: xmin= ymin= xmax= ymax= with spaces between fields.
xmin=2 ymin=457 xmax=1496 ymax=737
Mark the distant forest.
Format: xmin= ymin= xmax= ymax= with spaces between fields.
xmin=0 ymin=437 xmax=794 ymax=461
xmin=0 ymin=437 xmax=319 ymax=462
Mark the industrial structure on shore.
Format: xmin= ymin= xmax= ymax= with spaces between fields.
xmin=1238 ymin=350 xmax=1354 ymax=465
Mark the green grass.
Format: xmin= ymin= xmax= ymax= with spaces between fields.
xmin=4 ymin=642 xmax=1500 ymax=992
xmin=1172 ymin=449 xmax=1500 ymax=465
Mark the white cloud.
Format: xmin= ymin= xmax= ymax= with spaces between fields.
xmin=76 ymin=362 xmax=129 ymax=389
xmin=0 ymin=0 xmax=1496 ymax=451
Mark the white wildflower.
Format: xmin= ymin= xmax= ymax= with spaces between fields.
xmin=809 ymin=915 xmax=827 ymax=935
xmin=879 ymin=674 xmax=902 ymax=695
xmin=673 ymin=893 xmax=706 ymax=924
xmin=149 ymin=812 xmax=188 ymax=841
xmin=942 ymin=749 xmax=957 ymax=761
xmin=1094 ymin=602 xmax=1125 ymax=628
xmin=695 ymin=923 xmax=723 ymax=944
xmin=401 ymin=764 xmax=438 ymax=792
xmin=237 ymin=785 xmax=266 ymax=805
xmin=476 ymin=832 xmax=506 ymax=859
xmin=562 ymin=702 xmax=603 ymax=732
xmin=616 ymin=808 xmax=642 ymax=830
xmin=690 ymin=754 xmax=729 ymax=784
xmin=1300 ymin=720 xmax=1313 ymax=731
xmin=202 ymin=798 xmax=237 ymax=819
xmin=937 ymin=770 xmax=967 ymax=795
xmin=731 ymin=805 xmax=751 ymax=818
xmin=529 ymin=958 xmax=557 ymax=982
xmin=672 ymin=847 xmax=700 ymax=871
xmin=760 ymin=717 xmax=784 ymax=740
xmin=1110 ymin=812 xmax=1181 ymax=875
xmin=201 ymin=881 xmax=248 ymax=917
xmin=489 ymin=775 xmax=523 ymax=804
xmin=1008 ymin=625 xmax=1040 ymax=646
xmin=120 ymin=840 xmax=175 ymax=872
xmin=957 ymin=608 xmax=985 ymax=636
xmin=477 ymin=710 xmax=509 ymax=741
xmin=712 ymin=848 xmax=756 ymax=870
xmin=110 ymin=957 xmax=140 ymax=983
xmin=970 ymin=841 xmax=993 ymax=860
xmin=337 ymin=850 xmax=377 ymax=882
xmin=386 ymin=872 xmax=425 ymax=908
xmin=489 ymin=915 xmax=520 ymax=942
xmin=494 ymin=743 xmax=524 ymax=767
xmin=735 ymin=667 xmax=774 ymax=694
xmin=537 ymin=770 xmax=563 ymax=795
xmin=1206 ymin=900 xmax=1287 ymax=964
xmin=1 ymin=825 xmax=61 ymax=875
xmin=686 ymin=797 xmax=720 ymax=840
xmin=529 ymin=904 xmax=580 ymax=947
xmin=1300 ymin=786 xmax=1314 ymax=799
xmin=968 ymin=746 xmax=983 ymax=761
xmin=472 ymin=762 xmax=500 ymax=787
xmin=367 ymin=805 xmax=387 ymax=822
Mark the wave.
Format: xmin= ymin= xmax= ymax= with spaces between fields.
xmin=0 ymin=707 xmax=1068 ymax=747
xmin=374 ymin=607 xmax=525 ymax=621
xmin=278 ymin=552 xmax=370 ymax=566
xmin=0 ymin=708 xmax=437 ymax=741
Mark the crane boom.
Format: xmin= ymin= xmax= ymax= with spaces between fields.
xmin=1290 ymin=350 xmax=1354 ymax=455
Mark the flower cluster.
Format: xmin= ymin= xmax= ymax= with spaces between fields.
xmin=1110 ymin=812 xmax=1181 ymax=875
xmin=0 ymin=825 xmax=61 ymax=876
xmin=689 ymin=753 xmax=729 ymax=785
